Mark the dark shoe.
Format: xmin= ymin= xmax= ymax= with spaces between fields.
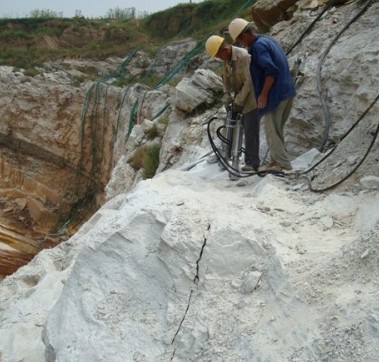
xmin=261 ymin=161 xmax=292 ymax=171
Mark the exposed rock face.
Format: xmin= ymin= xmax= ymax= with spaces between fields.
xmin=250 ymin=0 xmax=379 ymax=159
xmin=0 ymin=39 xmax=205 ymax=276
xmin=0 ymin=1 xmax=379 ymax=360
xmin=0 ymin=67 xmax=82 ymax=230
xmin=251 ymin=0 xmax=299 ymax=32
xmin=148 ymin=39 xmax=200 ymax=76
xmin=0 ymin=67 xmax=116 ymax=232
xmin=1 ymin=0 xmax=378 ymax=276
xmin=1 ymin=161 xmax=378 ymax=361
xmin=174 ymin=69 xmax=223 ymax=113
xmin=282 ymin=1 xmax=379 ymax=155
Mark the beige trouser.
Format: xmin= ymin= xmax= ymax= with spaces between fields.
xmin=263 ymin=98 xmax=293 ymax=168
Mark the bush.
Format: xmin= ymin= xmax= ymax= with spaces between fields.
xmin=145 ymin=125 xmax=159 ymax=140
xmin=128 ymin=147 xmax=145 ymax=170
xmin=0 ymin=0 xmax=251 ymax=69
xmin=29 ymin=9 xmax=63 ymax=18
xmin=0 ymin=30 xmax=32 ymax=40
xmin=23 ymin=67 xmax=40 ymax=77
xmin=143 ymin=144 xmax=161 ymax=179
xmin=158 ymin=117 xmax=169 ymax=126
xmin=128 ymin=143 xmax=161 ymax=179
xmin=106 ymin=7 xmax=136 ymax=20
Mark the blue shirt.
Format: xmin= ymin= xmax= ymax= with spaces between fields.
xmin=248 ymin=35 xmax=296 ymax=116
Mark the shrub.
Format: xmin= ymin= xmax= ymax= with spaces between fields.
xmin=158 ymin=117 xmax=169 ymax=126
xmin=113 ymin=76 xmax=135 ymax=87
xmin=142 ymin=144 xmax=160 ymax=179
xmin=128 ymin=143 xmax=161 ymax=179
xmin=128 ymin=147 xmax=145 ymax=170
xmin=143 ymin=73 xmax=161 ymax=88
xmin=0 ymin=30 xmax=32 ymax=40
xmin=29 ymin=9 xmax=63 ymax=18
xmin=144 ymin=125 xmax=159 ymax=140
xmin=106 ymin=7 xmax=136 ymax=20
xmin=23 ymin=67 xmax=40 ymax=77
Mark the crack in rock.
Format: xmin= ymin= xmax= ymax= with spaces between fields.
xmin=171 ymin=223 xmax=211 ymax=353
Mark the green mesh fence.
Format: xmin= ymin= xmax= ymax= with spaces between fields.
xmin=60 ymin=0 xmax=256 ymax=232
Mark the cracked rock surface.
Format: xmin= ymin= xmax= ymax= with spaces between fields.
xmin=1 ymin=158 xmax=378 ymax=361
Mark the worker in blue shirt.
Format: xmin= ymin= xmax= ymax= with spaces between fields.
xmin=229 ymin=18 xmax=296 ymax=171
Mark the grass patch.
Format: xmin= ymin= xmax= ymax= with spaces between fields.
xmin=23 ymin=67 xmax=41 ymax=77
xmin=77 ymin=65 xmax=99 ymax=78
xmin=29 ymin=9 xmax=63 ymax=18
xmin=128 ymin=147 xmax=145 ymax=170
xmin=158 ymin=117 xmax=169 ymax=126
xmin=128 ymin=143 xmax=161 ymax=179
xmin=0 ymin=30 xmax=33 ymax=41
xmin=144 ymin=125 xmax=159 ymax=140
xmin=113 ymin=75 xmax=137 ymax=87
xmin=142 ymin=0 xmax=248 ymax=40
xmin=143 ymin=144 xmax=161 ymax=179
xmin=0 ymin=0 xmax=252 ymax=69
xmin=142 ymin=73 xmax=161 ymax=88
xmin=72 ymin=74 xmax=89 ymax=87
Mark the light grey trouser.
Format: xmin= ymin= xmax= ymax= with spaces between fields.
xmin=263 ymin=97 xmax=293 ymax=168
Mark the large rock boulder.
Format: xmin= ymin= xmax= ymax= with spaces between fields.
xmin=173 ymin=69 xmax=223 ymax=113
xmin=251 ymin=0 xmax=299 ymax=32
xmin=282 ymin=1 xmax=379 ymax=156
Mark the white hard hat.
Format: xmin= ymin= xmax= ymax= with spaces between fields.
xmin=205 ymin=35 xmax=225 ymax=57
xmin=228 ymin=18 xmax=249 ymax=41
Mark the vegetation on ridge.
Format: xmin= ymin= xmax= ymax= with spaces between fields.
xmin=0 ymin=0 xmax=252 ymax=70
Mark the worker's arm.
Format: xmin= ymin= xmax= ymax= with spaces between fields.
xmin=223 ymin=63 xmax=233 ymax=109
xmin=234 ymin=50 xmax=255 ymax=109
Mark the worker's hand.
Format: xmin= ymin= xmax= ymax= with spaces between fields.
xmin=232 ymin=103 xmax=243 ymax=114
xmin=257 ymin=94 xmax=268 ymax=109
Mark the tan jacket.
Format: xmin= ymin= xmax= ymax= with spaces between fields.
xmin=223 ymin=46 xmax=257 ymax=114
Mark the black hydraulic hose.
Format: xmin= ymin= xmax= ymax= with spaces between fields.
xmin=206 ymin=116 xmax=285 ymax=178
xmin=216 ymin=125 xmax=231 ymax=147
xmin=206 ymin=116 xmax=242 ymax=177
xmin=216 ymin=125 xmax=250 ymax=157
xmin=317 ymin=0 xmax=374 ymax=152
xmin=298 ymin=93 xmax=379 ymax=192
xmin=286 ymin=4 xmax=332 ymax=56
xmin=302 ymin=92 xmax=379 ymax=175
xmin=305 ymin=115 xmax=379 ymax=192
xmin=285 ymin=0 xmax=366 ymax=56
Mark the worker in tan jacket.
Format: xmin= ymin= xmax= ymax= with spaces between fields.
xmin=205 ymin=35 xmax=260 ymax=171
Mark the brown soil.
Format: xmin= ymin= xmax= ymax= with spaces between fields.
xmin=0 ymin=249 xmax=35 ymax=277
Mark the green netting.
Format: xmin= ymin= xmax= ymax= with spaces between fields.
xmin=152 ymin=103 xmax=171 ymax=121
xmin=61 ymin=0 xmax=256 ymax=232
xmin=238 ymin=0 xmax=255 ymax=14
xmin=57 ymin=49 xmax=139 ymax=232
xmin=154 ymin=41 xmax=206 ymax=88
xmin=127 ymin=99 xmax=139 ymax=141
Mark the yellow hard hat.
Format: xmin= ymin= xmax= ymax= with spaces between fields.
xmin=205 ymin=35 xmax=225 ymax=57
xmin=228 ymin=18 xmax=249 ymax=41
